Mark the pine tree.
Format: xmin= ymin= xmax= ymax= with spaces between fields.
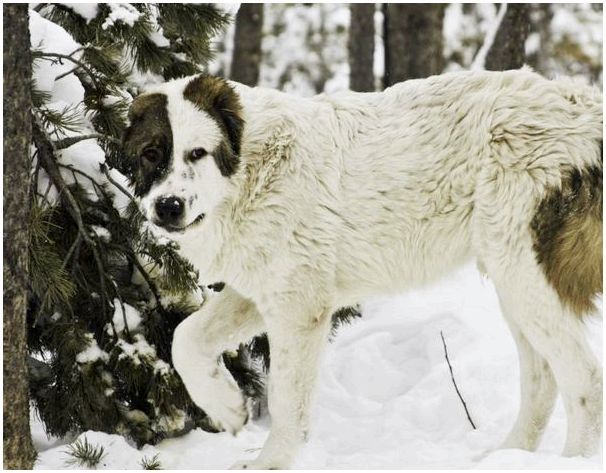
xmin=26 ymin=3 xmax=264 ymax=447
xmin=230 ymin=4 xmax=264 ymax=87
xmin=485 ymin=4 xmax=529 ymax=71
xmin=348 ymin=4 xmax=376 ymax=92
xmin=4 ymin=4 xmax=38 ymax=469
xmin=383 ymin=4 xmax=446 ymax=87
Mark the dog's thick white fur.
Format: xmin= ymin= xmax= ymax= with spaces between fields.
xmin=130 ymin=69 xmax=602 ymax=469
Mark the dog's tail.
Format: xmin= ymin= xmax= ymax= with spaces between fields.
xmin=531 ymin=140 xmax=603 ymax=317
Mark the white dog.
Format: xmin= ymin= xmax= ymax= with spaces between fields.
xmin=124 ymin=68 xmax=602 ymax=469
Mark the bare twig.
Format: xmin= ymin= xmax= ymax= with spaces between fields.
xmin=55 ymin=133 xmax=121 ymax=150
xmin=55 ymin=66 xmax=79 ymax=81
xmin=35 ymin=52 xmax=102 ymax=91
xmin=100 ymin=163 xmax=138 ymax=205
xmin=440 ymin=330 xmax=477 ymax=430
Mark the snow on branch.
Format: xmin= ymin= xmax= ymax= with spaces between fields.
xmin=471 ymin=3 xmax=507 ymax=71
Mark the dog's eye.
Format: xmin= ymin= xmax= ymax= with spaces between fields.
xmin=141 ymin=148 xmax=161 ymax=165
xmin=191 ymin=148 xmax=207 ymax=161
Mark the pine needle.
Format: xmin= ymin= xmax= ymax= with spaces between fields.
xmin=64 ymin=437 xmax=106 ymax=469
xmin=140 ymin=454 xmax=163 ymax=470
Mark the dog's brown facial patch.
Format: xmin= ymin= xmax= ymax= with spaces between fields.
xmin=531 ymin=158 xmax=603 ymax=316
xmin=123 ymin=93 xmax=172 ymax=196
xmin=183 ymin=75 xmax=245 ymax=177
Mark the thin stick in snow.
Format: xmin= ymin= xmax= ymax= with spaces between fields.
xmin=440 ymin=330 xmax=477 ymax=430
xmin=471 ymin=3 xmax=508 ymax=71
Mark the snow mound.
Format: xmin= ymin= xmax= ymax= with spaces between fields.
xmin=33 ymin=264 xmax=602 ymax=469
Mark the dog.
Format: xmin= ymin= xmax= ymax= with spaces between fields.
xmin=123 ymin=68 xmax=603 ymax=469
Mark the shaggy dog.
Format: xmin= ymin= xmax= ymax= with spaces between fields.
xmin=124 ymin=69 xmax=602 ymax=469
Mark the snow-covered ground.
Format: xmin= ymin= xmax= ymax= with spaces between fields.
xmin=33 ymin=263 xmax=602 ymax=469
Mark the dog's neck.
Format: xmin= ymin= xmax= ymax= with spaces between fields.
xmin=176 ymin=86 xmax=301 ymax=287
xmin=233 ymin=83 xmax=300 ymax=156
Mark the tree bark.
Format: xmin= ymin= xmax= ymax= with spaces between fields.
xmin=3 ymin=4 xmax=37 ymax=469
xmin=485 ymin=3 xmax=530 ymax=71
xmin=230 ymin=4 xmax=264 ymax=87
xmin=383 ymin=4 xmax=445 ymax=88
xmin=348 ymin=3 xmax=375 ymax=92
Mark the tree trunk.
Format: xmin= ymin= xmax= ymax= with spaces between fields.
xmin=3 ymin=4 xmax=37 ymax=470
xmin=348 ymin=3 xmax=375 ymax=92
xmin=485 ymin=3 xmax=530 ymax=71
xmin=383 ymin=4 xmax=445 ymax=88
xmin=230 ymin=4 xmax=264 ymax=87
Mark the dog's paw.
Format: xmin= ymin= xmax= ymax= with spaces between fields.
xmin=198 ymin=381 xmax=249 ymax=435
xmin=208 ymin=401 xmax=249 ymax=435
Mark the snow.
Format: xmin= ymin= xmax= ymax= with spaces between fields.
xmin=116 ymin=335 xmax=170 ymax=375
xmin=109 ymin=300 xmax=142 ymax=335
xmin=29 ymin=10 xmax=85 ymax=103
xmin=552 ymin=5 xmax=603 ymax=60
xmin=526 ymin=32 xmax=541 ymax=56
xmin=101 ymin=3 xmax=141 ymax=30
xmin=471 ymin=3 xmax=507 ymax=71
xmin=28 ymin=4 xmax=603 ymax=469
xmin=90 ymin=225 xmax=111 ymax=242
xmin=58 ymin=3 xmax=99 ymax=23
xmin=75 ymin=334 xmax=109 ymax=364
xmin=34 ymin=264 xmax=602 ymax=469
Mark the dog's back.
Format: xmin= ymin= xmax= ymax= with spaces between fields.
xmin=318 ymin=70 xmax=602 ymax=312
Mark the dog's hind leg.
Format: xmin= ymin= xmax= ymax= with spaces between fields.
xmin=488 ymin=260 xmax=602 ymax=457
xmin=475 ymin=138 xmax=602 ymax=456
xmin=172 ymin=285 xmax=265 ymax=434
xmin=499 ymin=315 xmax=557 ymax=451
xmin=231 ymin=303 xmax=333 ymax=470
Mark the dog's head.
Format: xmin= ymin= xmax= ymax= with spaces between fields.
xmin=123 ymin=74 xmax=244 ymax=233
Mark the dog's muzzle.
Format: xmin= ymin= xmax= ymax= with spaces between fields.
xmin=152 ymin=195 xmax=205 ymax=233
xmin=155 ymin=196 xmax=185 ymax=227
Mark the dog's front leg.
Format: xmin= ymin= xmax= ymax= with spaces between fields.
xmin=172 ymin=285 xmax=264 ymax=434
xmin=232 ymin=305 xmax=332 ymax=470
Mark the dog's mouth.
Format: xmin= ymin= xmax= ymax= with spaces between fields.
xmin=156 ymin=213 xmax=205 ymax=234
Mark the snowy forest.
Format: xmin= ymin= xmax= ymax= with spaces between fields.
xmin=3 ymin=3 xmax=603 ymax=470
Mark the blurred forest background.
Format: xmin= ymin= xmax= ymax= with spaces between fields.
xmin=3 ymin=3 xmax=603 ymax=469
xmin=214 ymin=3 xmax=602 ymax=94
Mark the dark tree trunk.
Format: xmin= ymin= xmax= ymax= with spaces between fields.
xmin=230 ymin=4 xmax=264 ymax=86
xmin=485 ymin=3 xmax=530 ymax=71
xmin=3 ymin=4 xmax=37 ymax=470
xmin=348 ymin=3 xmax=375 ymax=92
xmin=383 ymin=4 xmax=445 ymax=88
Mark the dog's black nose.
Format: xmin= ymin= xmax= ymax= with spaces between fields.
xmin=155 ymin=196 xmax=184 ymax=226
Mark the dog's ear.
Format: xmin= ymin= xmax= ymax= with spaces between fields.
xmin=122 ymin=93 xmax=170 ymax=185
xmin=126 ymin=93 xmax=167 ymax=124
xmin=184 ymin=75 xmax=245 ymax=157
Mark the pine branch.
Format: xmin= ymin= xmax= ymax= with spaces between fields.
xmin=127 ymin=253 xmax=166 ymax=315
xmin=34 ymin=52 xmax=103 ymax=92
xmin=33 ymin=233 xmax=81 ymax=325
xmin=100 ymin=163 xmax=137 ymax=205
xmin=54 ymin=66 xmax=79 ymax=81
xmin=55 ymin=133 xmax=121 ymax=150
xmin=32 ymin=121 xmax=93 ymax=246
xmin=440 ymin=331 xmax=476 ymax=430
xmin=32 ymin=121 xmax=114 ymax=327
